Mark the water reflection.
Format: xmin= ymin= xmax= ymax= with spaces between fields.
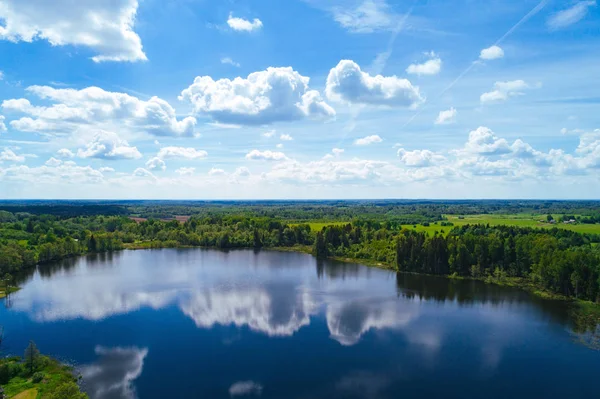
xmin=180 ymin=284 xmax=316 ymax=337
xmin=2 ymin=248 xmax=600 ymax=399
xmin=80 ymin=346 xmax=148 ymax=399
xmin=326 ymin=298 xmax=415 ymax=346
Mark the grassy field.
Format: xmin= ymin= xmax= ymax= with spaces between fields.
xmin=294 ymin=215 xmax=600 ymax=236
xmin=0 ymin=355 xmax=86 ymax=398
xmin=13 ymin=389 xmax=38 ymax=399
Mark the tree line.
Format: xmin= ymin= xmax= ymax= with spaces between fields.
xmin=1 ymin=211 xmax=600 ymax=303
xmin=313 ymin=224 xmax=600 ymax=302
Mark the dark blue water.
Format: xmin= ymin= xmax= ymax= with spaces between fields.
xmin=1 ymin=249 xmax=599 ymax=399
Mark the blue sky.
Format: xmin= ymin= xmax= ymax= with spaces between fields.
xmin=0 ymin=0 xmax=599 ymax=199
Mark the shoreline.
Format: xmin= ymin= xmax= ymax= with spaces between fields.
xmin=7 ymin=244 xmax=600 ymax=317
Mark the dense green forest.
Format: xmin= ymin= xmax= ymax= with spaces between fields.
xmin=1 ymin=201 xmax=599 ymax=304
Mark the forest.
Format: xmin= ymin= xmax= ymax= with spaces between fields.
xmin=0 ymin=201 xmax=599 ymax=304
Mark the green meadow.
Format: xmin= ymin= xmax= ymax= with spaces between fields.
xmin=296 ymin=215 xmax=600 ymax=236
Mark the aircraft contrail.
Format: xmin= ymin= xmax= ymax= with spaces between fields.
xmin=400 ymin=0 xmax=549 ymax=129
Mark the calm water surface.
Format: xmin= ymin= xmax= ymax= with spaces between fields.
xmin=1 ymin=249 xmax=599 ymax=398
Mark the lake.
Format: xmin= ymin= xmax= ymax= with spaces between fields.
xmin=1 ymin=249 xmax=599 ymax=399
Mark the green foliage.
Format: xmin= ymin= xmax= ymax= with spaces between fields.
xmin=31 ymin=371 xmax=44 ymax=383
xmin=24 ymin=341 xmax=40 ymax=375
xmin=47 ymin=382 xmax=87 ymax=399
xmin=0 ymin=354 xmax=87 ymax=399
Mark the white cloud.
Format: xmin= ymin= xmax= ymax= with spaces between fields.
xmin=0 ymin=115 xmax=6 ymax=131
xmin=208 ymin=168 xmax=226 ymax=176
xmin=326 ymin=60 xmax=423 ymax=107
xmin=280 ymin=133 xmax=293 ymax=141
xmin=157 ymin=147 xmax=207 ymax=160
xmin=480 ymin=80 xmax=530 ymax=104
xmin=0 ymin=149 xmax=26 ymax=163
xmin=77 ymin=131 xmax=142 ymax=160
xmin=45 ymin=157 xmax=62 ymax=167
xmin=397 ymin=149 xmax=445 ymax=167
xmin=176 ymin=167 xmax=195 ymax=176
xmin=461 ymin=126 xmax=512 ymax=155
xmin=330 ymin=0 xmax=395 ymax=33
xmin=229 ymin=381 xmax=263 ymax=397
xmin=0 ymin=71 xmax=3 ymax=81
xmin=354 ymin=135 xmax=382 ymax=146
xmin=3 ymin=85 xmax=197 ymax=137
xmin=245 ymin=150 xmax=288 ymax=161
xmin=146 ymin=157 xmax=166 ymax=171
xmin=435 ymin=107 xmax=457 ymax=125
xmin=0 ymin=160 xmax=105 ymax=184
xmin=0 ymin=0 xmax=146 ymax=62
xmin=406 ymin=53 xmax=442 ymax=76
xmin=132 ymin=168 xmax=154 ymax=179
xmin=479 ymin=45 xmax=504 ymax=60
xmin=547 ymin=1 xmax=596 ymax=30
xmin=180 ymin=67 xmax=335 ymax=125
xmin=332 ymin=148 xmax=345 ymax=156
xmin=263 ymin=130 xmax=276 ymax=138
xmin=220 ymin=57 xmax=241 ymax=67
xmin=276 ymin=143 xmax=284 ymax=149
xmin=99 ymin=167 xmax=115 ymax=173
xmin=227 ymin=14 xmax=263 ymax=32
xmin=57 ymin=148 xmax=75 ymax=159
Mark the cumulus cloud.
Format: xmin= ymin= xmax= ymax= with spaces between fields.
xmin=57 ymin=148 xmax=75 ymax=159
xmin=229 ymin=381 xmax=263 ymax=397
xmin=397 ymin=149 xmax=446 ymax=167
xmin=480 ymin=80 xmax=530 ymax=104
xmin=176 ymin=167 xmax=195 ymax=176
xmin=0 ymin=148 xmax=25 ymax=163
xmin=179 ymin=67 xmax=335 ymax=125
xmin=245 ymin=150 xmax=288 ymax=161
xmin=354 ymin=135 xmax=382 ymax=146
xmin=547 ymin=1 xmax=596 ymax=30
xmin=2 ymin=85 xmax=196 ymax=137
xmin=332 ymin=148 xmax=344 ymax=156
xmin=0 ymin=160 xmax=105 ymax=185
xmin=146 ymin=157 xmax=166 ymax=171
xmin=263 ymin=130 xmax=276 ymax=138
xmin=479 ymin=45 xmax=504 ymax=60
xmin=45 ymin=157 xmax=62 ymax=167
xmin=461 ymin=127 xmax=512 ymax=156
xmin=0 ymin=115 xmax=6 ymax=131
xmin=221 ymin=57 xmax=241 ymax=67
xmin=227 ymin=14 xmax=263 ymax=32
xmin=208 ymin=168 xmax=226 ymax=176
xmin=280 ymin=134 xmax=293 ymax=141
xmin=406 ymin=52 xmax=442 ymax=76
xmin=0 ymin=0 xmax=146 ymax=62
xmin=99 ymin=167 xmax=115 ymax=173
xmin=157 ymin=147 xmax=207 ymax=160
xmin=77 ymin=131 xmax=142 ymax=160
xmin=326 ymin=60 xmax=423 ymax=107
xmin=435 ymin=107 xmax=457 ymax=125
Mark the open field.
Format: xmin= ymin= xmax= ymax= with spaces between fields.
xmin=297 ymin=215 xmax=600 ymax=236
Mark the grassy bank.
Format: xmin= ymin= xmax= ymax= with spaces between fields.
xmin=0 ymin=286 xmax=20 ymax=299
xmin=0 ymin=355 xmax=87 ymax=398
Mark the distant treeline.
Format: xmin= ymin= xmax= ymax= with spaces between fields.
xmin=314 ymin=224 xmax=600 ymax=302
xmin=1 ymin=209 xmax=599 ymax=303
xmin=2 ymin=200 xmax=600 ymax=221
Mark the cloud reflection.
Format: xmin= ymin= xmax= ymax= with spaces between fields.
xmin=180 ymin=284 xmax=316 ymax=336
xmin=326 ymin=298 xmax=416 ymax=346
xmin=80 ymin=346 xmax=148 ymax=399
